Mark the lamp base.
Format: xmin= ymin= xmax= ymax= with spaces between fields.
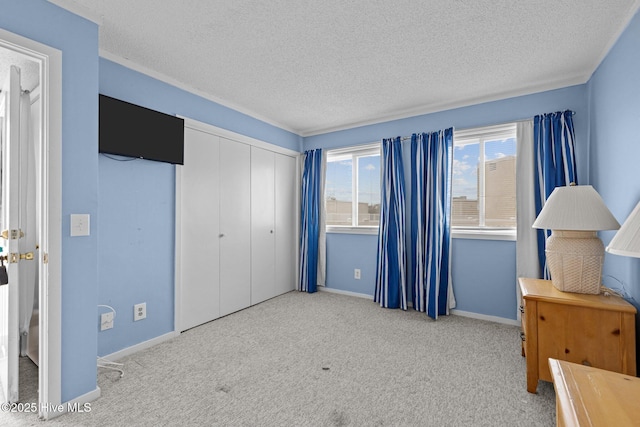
xmin=545 ymin=230 xmax=603 ymax=294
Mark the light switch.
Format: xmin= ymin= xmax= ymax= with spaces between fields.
xmin=70 ymin=214 xmax=90 ymax=237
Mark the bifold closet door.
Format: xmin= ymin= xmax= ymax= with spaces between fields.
xmin=251 ymin=147 xmax=276 ymax=305
xmin=179 ymin=128 xmax=220 ymax=331
xmin=275 ymin=153 xmax=297 ymax=295
xmin=219 ymin=138 xmax=252 ymax=316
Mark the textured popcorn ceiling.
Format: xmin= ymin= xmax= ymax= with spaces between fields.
xmin=0 ymin=48 xmax=40 ymax=93
xmin=54 ymin=0 xmax=639 ymax=136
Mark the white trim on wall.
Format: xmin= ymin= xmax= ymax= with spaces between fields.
xmin=0 ymin=27 xmax=63 ymax=420
xmin=99 ymin=51 xmax=299 ymax=136
xmin=47 ymin=0 xmax=104 ymax=25
xmin=181 ymin=117 xmax=299 ymax=157
xmin=318 ymin=286 xmax=373 ymax=301
xmin=450 ymin=309 xmax=520 ymax=327
xmin=101 ymin=331 xmax=179 ymax=362
xmin=588 ymin=0 xmax=640 ymax=86
xmin=318 ymin=288 xmax=520 ymax=326
xmin=59 ymin=386 xmax=101 ymax=416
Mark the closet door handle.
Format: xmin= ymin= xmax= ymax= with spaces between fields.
xmin=270 ymin=230 xmax=273 ymax=234
xmin=219 ymin=233 xmax=225 ymax=238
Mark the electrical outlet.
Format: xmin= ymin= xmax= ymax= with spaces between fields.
xmin=100 ymin=312 xmax=114 ymax=331
xmin=134 ymin=303 xmax=146 ymax=321
xmin=354 ymin=269 xmax=361 ymax=280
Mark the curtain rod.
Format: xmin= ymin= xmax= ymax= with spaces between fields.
xmin=393 ymin=111 xmax=576 ymax=142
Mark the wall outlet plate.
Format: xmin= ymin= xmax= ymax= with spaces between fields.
xmin=70 ymin=213 xmax=90 ymax=237
xmin=134 ymin=302 xmax=146 ymax=321
xmin=100 ymin=312 xmax=114 ymax=331
xmin=354 ymin=269 xmax=361 ymax=279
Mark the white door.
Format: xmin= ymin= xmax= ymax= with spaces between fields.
xmin=219 ymin=138 xmax=251 ymax=316
xmin=178 ymin=128 xmax=220 ymax=331
xmin=0 ymin=65 xmax=22 ymax=403
xmin=275 ymin=153 xmax=297 ymax=295
xmin=251 ymin=147 xmax=275 ymax=305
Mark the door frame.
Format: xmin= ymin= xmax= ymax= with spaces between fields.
xmin=0 ymin=28 xmax=62 ymax=420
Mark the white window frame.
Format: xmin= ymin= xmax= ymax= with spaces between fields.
xmin=325 ymin=143 xmax=381 ymax=235
xmin=452 ymin=123 xmax=517 ymax=241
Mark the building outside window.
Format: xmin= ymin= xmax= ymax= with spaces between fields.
xmin=452 ymin=123 xmax=517 ymax=236
xmin=325 ymin=143 xmax=381 ymax=232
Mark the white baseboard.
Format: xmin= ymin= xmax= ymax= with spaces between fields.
xmin=100 ymin=331 xmax=179 ymax=362
xmin=318 ymin=286 xmax=373 ymax=300
xmin=43 ymin=386 xmax=101 ymax=419
xmin=318 ymin=288 xmax=519 ymax=326
xmin=450 ymin=309 xmax=520 ymax=326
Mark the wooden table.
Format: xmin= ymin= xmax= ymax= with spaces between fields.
xmin=549 ymin=358 xmax=640 ymax=427
xmin=519 ymin=278 xmax=636 ymax=393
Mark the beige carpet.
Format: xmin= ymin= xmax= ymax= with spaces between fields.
xmin=0 ymin=291 xmax=555 ymax=426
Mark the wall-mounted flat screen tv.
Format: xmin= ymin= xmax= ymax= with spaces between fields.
xmin=99 ymin=94 xmax=184 ymax=165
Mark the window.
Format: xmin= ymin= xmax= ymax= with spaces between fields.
xmin=325 ymin=144 xmax=381 ymax=231
xmin=452 ymin=123 xmax=517 ymax=237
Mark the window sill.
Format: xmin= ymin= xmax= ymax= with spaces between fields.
xmin=326 ymin=226 xmax=379 ymax=236
xmin=325 ymin=227 xmax=515 ymax=240
xmin=452 ymin=229 xmax=516 ymax=241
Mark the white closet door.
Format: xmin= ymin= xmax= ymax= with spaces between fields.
xmin=251 ymin=147 xmax=276 ymax=305
xmin=275 ymin=153 xmax=297 ymax=295
xmin=178 ymin=128 xmax=220 ymax=331
xmin=219 ymin=138 xmax=251 ymax=316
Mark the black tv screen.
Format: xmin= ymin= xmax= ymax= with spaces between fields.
xmin=99 ymin=95 xmax=184 ymax=165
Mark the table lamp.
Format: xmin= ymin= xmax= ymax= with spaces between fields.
xmin=532 ymin=184 xmax=620 ymax=294
xmin=606 ymin=201 xmax=640 ymax=258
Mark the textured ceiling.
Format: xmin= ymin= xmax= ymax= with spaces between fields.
xmin=0 ymin=47 xmax=40 ymax=94
xmin=53 ymin=0 xmax=639 ymax=136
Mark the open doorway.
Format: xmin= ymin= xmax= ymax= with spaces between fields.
xmin=0 ymin=47 xmax=40 ymax=405
xmin=0 ymin=28 xmax=62 ymax=421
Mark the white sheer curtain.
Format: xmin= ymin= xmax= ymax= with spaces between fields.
xmin=515 ymin=119 xmax=540 ymax=320
xmin=317 ymin=150 xmax=326 ymax=288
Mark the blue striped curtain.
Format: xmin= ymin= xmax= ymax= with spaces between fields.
xmin=374 ymin=137 xmax=408 ymax=309
xmin=299 ymin=149 xmax=323 ymax=293
xmin=410 ymin=129 xmax=455 ymax=319
xmin=533 ymin=110 xmax=578 ymax=275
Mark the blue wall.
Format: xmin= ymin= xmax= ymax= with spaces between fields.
xmin=98 ymin=59 xmax=301 ymax=151
xmin=4 ymin=0 xmax=638 ymax=405
xmin=451 ymin=239 xmax=516 ymax=319
xmin=0 ymin=0 xmax=100 ymax=402
xmin=97 ymin=157 xmax=176 ymax=355
xmin=326 ymin=233 xmax=378 ymax=295
xmin=97 ymin=59 xmax=301 ymax=356
xmin=588 ymin=10 xmax=640 ymax=310
xmin=307 ymin=85 xmax=588 ymax=320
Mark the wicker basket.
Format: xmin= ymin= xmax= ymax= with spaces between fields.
xmin=545 ymin=230 xmax=603 ymax=294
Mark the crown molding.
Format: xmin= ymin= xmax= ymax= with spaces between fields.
xmin=300 ymin=74 xmax=589 ymax=137
xmin=47 ymin=0 xmax=103 ymax=25
xmin=585 ymin=0 xmax=640 ymax=81
xmin=99 ymin=50 xmax=300 ymax=136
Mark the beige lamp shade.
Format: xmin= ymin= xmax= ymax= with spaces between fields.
xmin=532 ymin=185 xmax=620 ymax=231
xmin=606 ymin=201 xmax=640 ymax=258
xmin=532 ymin=185 xmax=619 ymax=294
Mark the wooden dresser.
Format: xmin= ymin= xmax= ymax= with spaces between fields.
xmin=518 ymin=278 xmax=636 ymax=393
xmin=549 ymin=358 xmax=640 ymax=427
